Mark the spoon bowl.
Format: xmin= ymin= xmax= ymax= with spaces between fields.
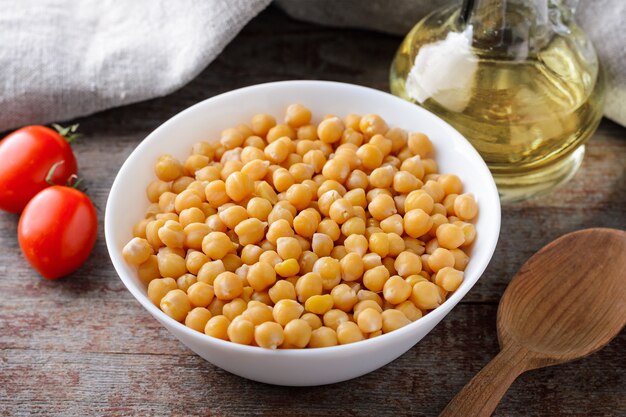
xmin=440 ymin=228 xmax=626 ymax=417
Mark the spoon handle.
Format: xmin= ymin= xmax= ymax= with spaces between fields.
xmin=439 ymin=345 xmax=530 ymax=417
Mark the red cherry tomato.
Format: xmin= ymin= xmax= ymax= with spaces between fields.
xmin=0 ymin=125 xmax=78 ymax=213
xmin=18 ymin=186 xmax=97 ymax=280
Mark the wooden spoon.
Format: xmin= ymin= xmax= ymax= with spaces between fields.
xmin=439 ymin=228 xmax=626 ymax=417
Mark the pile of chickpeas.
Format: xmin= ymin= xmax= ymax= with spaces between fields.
xmin=123 ymin=104 xmax=478 ymax=349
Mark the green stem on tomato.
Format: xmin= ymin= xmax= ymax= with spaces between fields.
xmin=52 ymin=123 xmax=81 ymax=144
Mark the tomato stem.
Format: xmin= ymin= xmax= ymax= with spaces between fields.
xmin=52 ymin=123 xmax=81 ymax=144
xmin=46 ymin=162 xmax=85 ymax=190
xmin=46 ymin=161 xmax=65 ymax=185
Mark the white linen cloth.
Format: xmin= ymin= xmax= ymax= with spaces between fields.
xmin=1 ymin=0 xmax=623 ymax=130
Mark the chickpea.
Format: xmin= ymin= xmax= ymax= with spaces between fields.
xmin=255 ymin=322 xmax=284 ymax=349
xmin=147 ymin=277 xmax=177 ymax=306
xmin=381 ymin=309 xmax=411 ymax=333
xmin=411 ymin=281 xmax=443 ymax=310
xmin=336 ymin=321 xmax=365 ymax=345
xmin=184 ymin=307 xmax=212 ymax=332
xmin=295 ymin=272 xmax=323 ymax=302
xmin=368 ymin=194 xmax=397 ymax=221
xmin=356 ymin=144 xmax=384 ymax=170
xmin=269 ymin=280 xmax=297 ymax=304
xmin=247 ymin=261 xmax=277 ymax=292
xmin=428 ymin=248 xmax=455 ymax=273
xmin=363 ymin=265 xmax=390 ymax=292
xmin=404 ymin=209 xmax=433 ymax=238
xmin=359 ymin=114 xmax=388 ymax=138
xmin=241 ymin=159 xmax=270 ymax=181
xmin=146 ymin=180 xmax=171 ymax=203
xmin=435 ymin=267 xmax=464 ymax=292
xmin=383 ymin=275 xmax=412 ymax=304
xmin=156 ymin=252 xmax=187 ymax=278
xmin=323 ymin=309 xmax=349 ymax=331
xmin=160 ymin=289 xmax=191 ymax=322
xmin=408 ymin=132 xmax=433 ymax=158
xmin=197 ymin=259 xmax=225 ymax=285
xmin=454 ymin=193 xmax=478 ymax=220
xmin=213 ymin=271 xmax=244 ymax=300
xmin=228 ymin=316 xmax=255 ymax=345
xmin=204 ymin=315 xmax=231 ymax=340
xmin=283 ymin=319 xmax=312 ymax=348
xmin=316 ymin=219 xmax=341 ymax=241
xmin=251 ymin=113 xmax=277 ymax=136
xmin=357 ymin=308 xmax=383 ymax=333
xmin=369 ymin=165 xmax=395 ymax=189
xmin=394 ymin=251 xmax=423 ymax=277
xmin=395 ymin=301 xmax=423 ymax=322
xmin=293 ymin=209 xmax=320 ymax=238
xmin=328 ymin=198 xmax=354 ymax=225
xmin=317 ymin=116 xmax=344 ymax=144
xmin=123 ymin=237 xmax=154 ymax=265
xmin=369 ymin=134 xmax=393 ymax=157
xmin=285 ymin=103 xmax=312 ymax=128
xmin=222 ymin=298 xmax=247 ymax=321
xmin=345 ymin=169 xmax=369 ymax=190
xmin=308 ymin=326 xmax=338 ymax=348
xmin=155 ymin=155 xmax=183 ymax=182
xmin=298 ymin=251 xmax=319 ymax=274
xmin=187 ymin=282 xmax=215 ymax=307
xmin=322 ymin=157 xmax=350 ymax=183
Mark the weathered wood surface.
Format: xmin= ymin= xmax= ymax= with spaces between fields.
xmin=1 ymin=6 xmax=624 ymax=417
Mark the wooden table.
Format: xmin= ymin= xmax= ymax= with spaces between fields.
xmin=1 ymin=6 xmax=624 ymax=417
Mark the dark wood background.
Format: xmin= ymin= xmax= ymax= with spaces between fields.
xmin=1 ymin=6 xmax=624 ymax=417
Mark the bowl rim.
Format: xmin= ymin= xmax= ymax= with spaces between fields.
xmin=105 ymin=80 xmax=501 ymax=357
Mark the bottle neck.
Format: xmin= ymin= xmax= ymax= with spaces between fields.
xmin=460 ymin=0 xmax=578 ymax=54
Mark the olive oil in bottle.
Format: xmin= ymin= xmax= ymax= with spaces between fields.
xmin=390 ymin=1 xmax=605 ymax=202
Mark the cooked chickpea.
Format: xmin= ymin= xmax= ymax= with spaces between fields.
xmin=381 ymin=309 xmax=411 ymax=333
xmin=309 ymin=326 xmax=338 ymax=348
xmin=316 ymin=218 xmax=341 ymax=241
xmin=428 ymin=248 xmax=455 ymax=272
xmin=436 ymin=223 xmax=465 ymax=249
xmin=146 ymin=180 xmax=171 ymax=203
xmin=403 ymin=209 xmax=433 ymax=238
xmin=363 ymin=265 xmax=390 ymax=292
xmin=328 ymin=198 xmax=354 ymax=224
xmin=265 ymin=219 xmax=294 ymax=245
xmin=368 ymin=194 xmax=397 ymax=221
xmin=359 ymin=114 xmax=388 ymax=137
xmin=227 ymin=316 xmax=255 ymax=345
xmin=357 ymin=307 xmax=383 ymax=333
xmin=285 ymin=103 xmax=312 ymax=128
xmin=197 ymin=259 xmax=225 ymax=284
xmin=275 ymin=258 xmax=300 ymax=278
xmin=411 ymin=281 xmax=443 ymax=310
xmin=383 ymin=275 xmax=412 ymax=304
xmin=160 ymin=289 xmax=192 ymax=323
xmin=336 ymin=321 xmax=365 ymax=344
xmin=213 ymin=271 xmax=244 ymax=300
xmin=254 ymin=322 xmax=284 ymax=349
xmin=295 ymin=272 xmax=323 ymax=302
xmin=204 ymin=315 xmax=230 ymax=340
xmin=147 ymin=277 xmax=177 ymax=305
xmin=345 ymin=169 xmax=369 ymax=190
xmin=283 ymin=319 xmax=312 ymax=348
xmin=408 ymin=132 xmax=433 ymax=158
xmin=241 ymin=159 xmax=270 ymax=181
xmin=187 ymin=281 xmax=215 ymax=307
xmin=454 ymin=193 xmax=478 ymax=220
xmin=201 ymin=231 xmax=236 ymax=260
xmin=247 ymin=261 xmax=277 ymax=292
xmin=293 ymin=209 xmax=320 ymax=238
xmin=370 ymin=165 xmax=395 ymax=189
xmin=251 ymin=113 xmax=277 ymax=136
xmin=317 ymin=116 xmax=344 ymax=143
xmin=185 ymin=307 xmax=213 ymax=332
xmin=321 ymin=157 xmax=350 ymax=183
xmin=356 ymin=144 xmax=384 ymax=170
xmin=436 ymin=267 xmax=464 ymax=292
xmin=155 ymin=155 xmax=183 ymax=182
xmin=123 ymin=237 xmax=154 ymax=265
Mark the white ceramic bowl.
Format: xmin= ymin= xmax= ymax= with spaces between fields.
xmin=105 ymin=80 xmax=500 ymax=386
